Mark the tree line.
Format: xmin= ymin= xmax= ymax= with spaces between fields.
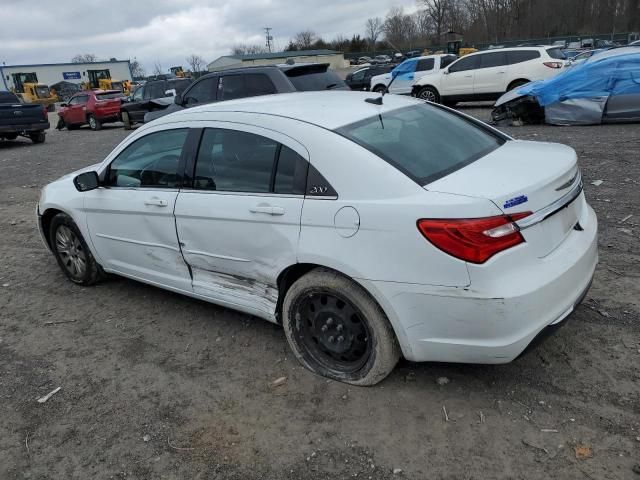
xmin=232 ymin=0 xmax=640 ymax=54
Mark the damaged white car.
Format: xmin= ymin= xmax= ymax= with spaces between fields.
xmin=37 ymin=92 xmax=598 ymax=385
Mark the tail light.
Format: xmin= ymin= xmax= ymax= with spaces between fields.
xmin=417 ymin=212 xmax=531 ymax=264
xmin=42 ymin=105 xmax=49 ymax=119
xmin=543 ymin=61 xmax=563 ymax=69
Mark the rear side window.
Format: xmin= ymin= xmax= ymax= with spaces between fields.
xmin=448 ymin=55 xmax=480 ymax=73
xmin=96 ymin=92 xmax=122 ymax=100
xmin=546 ymin=48 xmax=566 ymax=60
xmin=479 ymin=51 xmax=508 ymax=68
xmin=416 ymin=58 xmax=435 ymax=71
xmin=193 ymin=129 xmax=307 ymax=194
xmin=245 ymin=74 xmax=277 ymax=96
xmin=507 ymin=50 xmax=541 ymax=64
xmin=336 ymin=104 xmax=504 ymax=185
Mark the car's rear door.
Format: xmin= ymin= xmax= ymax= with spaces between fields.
xmin=473 ymin=51 xmax=509 ymax=96
xmin=174 ymin=123 xmax=308 ymax=320
xmin=85 ymin=128 xmax=192 ymax=290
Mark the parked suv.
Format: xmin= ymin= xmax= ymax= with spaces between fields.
xmin=370 ymin=54 xmax=457 ymax=95
xmin=57 ymin=90 xmax=123 ymax=131
xmin=345 ymin=65 xmax=393 ymax=91
xmin=120 ymin=77 xmax=192 ymax=129
xmin=146 ymin=63 xmax=347 ymax=122
xmin=411 ymin=47 xmax=566 ymax=104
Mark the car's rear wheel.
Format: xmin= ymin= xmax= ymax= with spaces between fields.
xmin=416 ymin=86 xmax=440 ymax=103
xmin=88 ymin=114 xmax=101 ymax=131
xmin=29 ymin=131 xmax=46 ymax=143
xmin=50 ymin=213 xmax=103 ymax=285
xmin=507 ymin=79 xmax=529 ymax=91
xmin=282 ymin=268 xmax=400 ymax=386
xmin=122 ymin=111 xmax=132 ymax=130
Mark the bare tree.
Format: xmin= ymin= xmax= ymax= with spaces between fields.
xmin=365 ymin=17 xmax=384 ymax=50
xmin=231 ymin=44 xmax=267 ymax=55
xmin=130 ymin=59 xmax=145 ymax=78
xmin=383 ymin=7 xmax=419 ymax=49
xmin=71 ymin=53 xmax=98 ymax=63
xmin=293 ymin=30 xmax=317 ymax=49
xmin=153 ymin=61 xmax=163 ymax=76
xmin=420 ymin=0 xmax=450 ymax=42
xmin=186 ymin=54 xmax=206 ymax=73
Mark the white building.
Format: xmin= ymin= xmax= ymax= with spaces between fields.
xmin=207 ymin=49 xmax=347 ymax=72
xmin=0 ymin=60 xmax=132 ymax=91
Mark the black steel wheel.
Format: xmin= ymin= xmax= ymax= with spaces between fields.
xmin=49 ymin=213 xmax=104 ymax=285
xmin=283 ymin=268 xmax=400 ymax=386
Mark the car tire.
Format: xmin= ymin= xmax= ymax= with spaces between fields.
xmin=416 ymin=86 xmax=440 ymax=103
xmin=372 ymin=85 xmax=387 ymax=94
xmin=507 ymin=79 xmax=529 ymax=91
xmin=49 ymin=213 xmax=103 ymax=286
xmin=282 ymin=268 xmax=400 ymax=386
xmin=29 ymin=131 xmax=46 ymax=143
xmin=122 ymin=111 xmax=132 ymax=130
xmin=3 ymin=133 xmax=18 ymax=140
xmin=88 ymin=114 xmax=102 ymax=131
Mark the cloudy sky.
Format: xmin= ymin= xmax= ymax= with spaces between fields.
xmin=1 ymin=0 xmax=416 ymax=72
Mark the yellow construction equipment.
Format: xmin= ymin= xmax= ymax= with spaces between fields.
xmin=18 ymin=83 xmax=58 ymax=112
xmin=169 ymin=66 xmax=186 ymax=78
xmin=82 ymin=69 xmax=130 ymax=95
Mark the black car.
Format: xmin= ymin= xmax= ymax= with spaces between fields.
xmin=120 ymin=77 xmax=192 ymax=129
xmin=345 ymin=65 xmax=393 ymax=91
xmin=146 ymin=63 xmax=348 ymax=122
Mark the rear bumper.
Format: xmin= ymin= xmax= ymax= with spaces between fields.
xmin=0 ymin=122 xmax=49 ymax=134
xmin=360 ymin=204 xmax=598 ymax=363
xmin=94 ymin=108 xmax=121 ymax=121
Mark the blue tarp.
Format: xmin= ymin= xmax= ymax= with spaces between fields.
xmin=515 ymin=51 xmax=640 ymax=107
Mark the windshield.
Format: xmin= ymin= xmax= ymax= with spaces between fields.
xmin=36 ymin=86 xmax=51 ymax=98
xmin=336 ymin=104 xmax=505 ymax=185
xmin=285 ymin=68 xmax=347 ymax=91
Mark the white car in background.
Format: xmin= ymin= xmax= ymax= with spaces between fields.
xmin=37 ymin=92 xmax=597 ymax=386
xmin=370 ymin=54 xmax=457 ymax=95
xmin=412 ymin=46 xmax=567 ymax=104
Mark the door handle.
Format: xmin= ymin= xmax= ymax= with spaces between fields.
xmin=144 ymin=198 xmax=168 ymax=207
xmin=464 ymin=75 xmax=473 ymax=78
xmin=250 ymin=205 xmax=285 ymax=215
xmin=497 ymin=71 xmax=506 ymax=74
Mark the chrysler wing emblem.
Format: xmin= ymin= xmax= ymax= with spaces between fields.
xmin=555 ymin=171 xmax=578 ymax=191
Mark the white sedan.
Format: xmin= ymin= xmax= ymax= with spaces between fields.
xmin=37 ymin=92 xmax=598 ymax=385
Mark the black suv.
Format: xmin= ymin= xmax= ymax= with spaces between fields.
xmin=345 ymin=65 xmax=393 ymax=91
xmin=120 ymin=77 xmax=192 ymax=129
xmin=146 ymin=63 xmax=347 ymax=122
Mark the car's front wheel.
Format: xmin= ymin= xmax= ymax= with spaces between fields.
xmin=416 ymin=86 xmax=440 ymax=103
xmin=122 ymin=111 xmax=132 ymax=130
xmin=372 ymin=85 xmax=387 ymax=94
xmin=282 ymin=268 xmax=400 ymax=386
xmin=50 ymin=213 xmax=103 ymax=285
xmin=88 ymin=114 xmax=102 ymax=131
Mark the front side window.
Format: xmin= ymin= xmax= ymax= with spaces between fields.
xmin=416 ymin=58 xmax=435 ymax=71
xmin=336 ymin=104 xmax=504 ymax=185
xmin=106 ymin=129 xmax=188 ymax=188
xmin=479 ymin=51 xmax=508 ymax=68
xmin=183 ymin=77 xmax=217 ymax=105
xmin=448 ymin=55 xmax=480 ymax=73
xmin=132 ymin=87 xmax=144 ymax=101
xmin=193 ymin=128 xmax=307 ymax=194
xmin=218 ymin=75 xmax=245 ymax=101
xmin=351 ymin=70 xmax=366 ymax=81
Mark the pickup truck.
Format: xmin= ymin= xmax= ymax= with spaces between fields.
xmin=0 ymin=91 xmax=49 ymax=143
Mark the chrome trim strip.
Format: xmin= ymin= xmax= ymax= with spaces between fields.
xmin=516 ymin=170 xmax=583 ymax=230
xmin=183 ymin=249 xmax=251 ymax=263
xmin=95 ymin=233 xmax=180 ymax=252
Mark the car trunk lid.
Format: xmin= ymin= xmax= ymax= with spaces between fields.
xmin=426 ymin=140 xmax=583 ymax=257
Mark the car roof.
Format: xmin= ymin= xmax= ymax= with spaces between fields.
xmin=468 ymin=45 xmax=558 ymax=57
xmin=150 ymin=91 xmax=422 ymax=130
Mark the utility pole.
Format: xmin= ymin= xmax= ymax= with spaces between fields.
xmin=264 ymin=27 xmax=273 ymax=53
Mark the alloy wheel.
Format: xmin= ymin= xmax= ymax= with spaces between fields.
xmin=55 ymin=225 xmax=87 ymax=278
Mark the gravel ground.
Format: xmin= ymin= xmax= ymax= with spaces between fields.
xmin=1 ymin=109 xmax=639 ymax=480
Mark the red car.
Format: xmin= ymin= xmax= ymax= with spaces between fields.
xmin=57 ymin=90 xmax=123 ymax=131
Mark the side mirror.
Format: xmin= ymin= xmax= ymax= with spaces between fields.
xmin=174 ymin=94 xmax=183 ymax=105
xmin=73 ymin=171 xmax=100 ymax=192
xmin=443 ymin=69 xmax=450 ymax=75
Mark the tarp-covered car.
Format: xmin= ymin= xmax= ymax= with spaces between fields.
xmin=492 ymin=47 xmax=640 ymax=125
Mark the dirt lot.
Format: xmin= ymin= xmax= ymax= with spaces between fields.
xmin=1 ymin=110 xmax=639 ymax=480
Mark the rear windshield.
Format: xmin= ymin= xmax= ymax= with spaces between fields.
xmin=96 ymin=92 xmax=123 ymax=100
xmin=546 ymin=48 xmax=566 ymax=60
xmin=336 ymin=104 xmax=504 ymax=185
xmin=285 ymin=68 xmax=347 ymax=91
xmin=0 ymin=91 xmax=20 ymax=103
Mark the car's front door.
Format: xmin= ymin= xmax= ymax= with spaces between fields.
xmin=84 ymin=128 xmax=192 ymax=290
xmin=66 ymin=94 xmax=88 ymax=125
xmin=440 ymin=55 xmax=480 ymax=98
xmin=127 ymin=84 xmax=147 ymax=122
xmin=174 ymin=124 xmax=308 ymax=320
xmin=473 ymin=51 xmax=509 ymax=96
xmin=389 ymin=59 xmax=417 ymax=94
